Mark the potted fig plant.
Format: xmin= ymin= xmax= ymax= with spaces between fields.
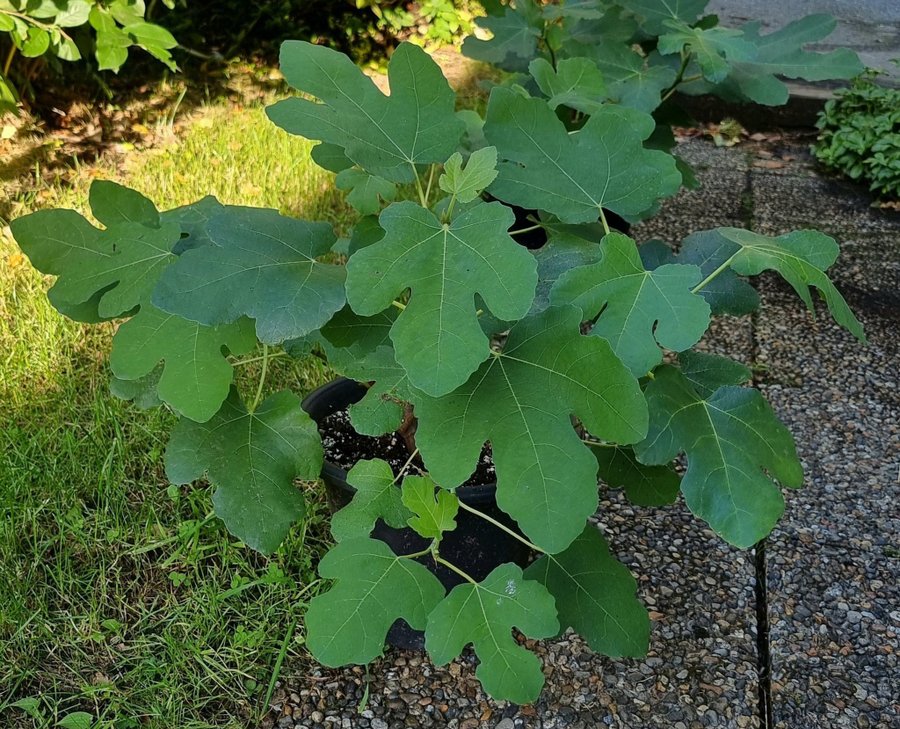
xmin=11 ymin=0 xmax=866 ymax=705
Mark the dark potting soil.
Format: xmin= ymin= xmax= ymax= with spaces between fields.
xmin=318 ymin=409 xmax=497 ymax=487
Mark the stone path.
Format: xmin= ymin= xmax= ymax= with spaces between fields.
xmin=269 ymin=139 xmax=899 ymax=729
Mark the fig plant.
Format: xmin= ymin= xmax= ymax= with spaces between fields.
xmin=12 ymin=0 xmax=867 ymax=704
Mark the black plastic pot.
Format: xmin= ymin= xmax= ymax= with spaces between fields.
xmin=301 ymin=378 xmax=533 ymax=650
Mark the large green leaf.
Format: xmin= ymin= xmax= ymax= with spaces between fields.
xmin=666 ymin=231 xmax=760 ymax=316
xmin=552 ymin=233 xmax=710 ymax=375
xmin=89 ymin=180 xmax=159 ymax=227
xmin=153 ymin=206 xmax=344 ymax=344
xmin=658 ymin=22 xmax=756 ymax=83
xmin=701 ymin=16 xmax=864 ymax=106
xmin=413 ymin=306 xmax=647 ymax=553
xmin=525 ymin=525 xmax=649 ymax=656
xmin=307 ymin=538 xmax=445 ymax=665
xmin=160 ymin=195 xmax=225 ymax=254
xmin=592 ymin=445 xmax=680 ymax=506
xmin=484 ymin=89 xmax=680 ymax=223
xmin=345 ymin=200 xmax=537 ymax=397
xmin=266 ymin=41 xmax=464 ymax=183
xmin=628 ymin=0 xmax=710 ymax=35
xmin=425 ymin=563 xmax=558 ymax=703
xmin=165 ymin=390 xmax=322 ymax=554
xmin=10 ymin=207 xmax=179 ymax=321
xmin=531 ymin=222 xmax=605 ymax=313
xmin=330 ymin=459 xmax=411 ymax=542
xmin=634 ymin=365 xmax=803 ymax=547
xmin=461 ymin=1 xmax=543 ymax=71
xmin=580 ymin=46 xmax=677 ymax=114
xmin=401 ymin=476 xmax=459 ymax=541
xmin=529 ymin=57 xmax=607 ymax=115
xmin=678 ymin=350 xmax=751 ymax=397
xmin=109 ymin=304 xmax=256 ymax=422
xmin=713 ymin=227 xmax=865 ymax=341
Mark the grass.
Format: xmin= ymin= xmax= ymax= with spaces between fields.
xmin=0 ymin=97 xmax=353 ymax=729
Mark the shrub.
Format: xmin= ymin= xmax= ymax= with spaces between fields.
xmin=814 ymin=69 xmax=900 ymax=200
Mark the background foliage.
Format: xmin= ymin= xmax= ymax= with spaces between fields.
xmin=814 ymin=70 xmax=900 ymax=200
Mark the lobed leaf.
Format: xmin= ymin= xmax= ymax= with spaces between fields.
xmin=153 ymin=206 xmax=345 ymax=344
xmin=335 ymin=169 xmax=397 ymax=215
xmin=345 ymin=200 xmax=537 ymax=397
xmin=715 ymin=227 xmax=865 ymax=341
xmin=307 ymin=538 xmax=445 ymax=665
xmin=109 ymin=304 xmax=256 ymax=422
xmin=425 ymin=563 xmax=558 ymax=703
xmin=267 ymin=41 xmax=464 ymax=183
xmin=552 ymin=232 xmax=711 ymax=375
xmin=525 ymin=525 xmax=649 ymax=656
xmin=165 ymin=389 xmax=322 ymax=554
xmin=413 ymin=306 xmax=647 ymax=553
xmin=330 ymin=459 xmax=411 ymax=542
xmin=635 ymin=365 xmax=803 ymax=547
xmin=401 ymin=477 xmax=459 ymax=541
xmin=529 ymin=57 xmax=608 ymax=115
xmin=484 ymin=89 xmax=681 ymax=223
xmin=658 ymin=22 xmax=756 ymax=84
xmin=628 ymin=0 xmax=711 ymax=35
xmin=592 ymin=445 xmax=680 ymax=507
xmin=438 ymin=146 xmax=499 ymax=204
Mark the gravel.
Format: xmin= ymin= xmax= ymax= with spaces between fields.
xmin=266 ymin=138 xmax=899 ymax=729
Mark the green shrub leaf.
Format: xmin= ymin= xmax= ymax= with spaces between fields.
xmin=529 ymin=57 xmax=607 ymax=115
xmin=628 ymin=0 xmax=710 ymax=35
xmin=525 ymin=525 xmax=649 ymax=656
xmin=438 ymin=146 xmax=499 ymax=204
xmin=165 ymin=390 xmax=322 ymax=553
xmin=346 ymin=200 xmax=537 ymax=397
xmin=635 ymin=365 xmax=803 ymax=547
xmin=307 ymin=538 xmax=445 ymax=665
xmin=331 ymin=459 xmax=411 ymax=542
xmin=484 ymin=89 xmax=681 ymax=223
xmin=425 ymin=563 xmax=558 ymax=703
xmin=153 ymin=206 xmax=344 ymax=344
xmin=110 ymin=305 xmax=256 ymax=422
xmin=592 ymin=445 xmax=680 ymax=506
xmin=10 ymin=207 xmax=179 ymax=321
xmin=413 ymin=306 xmax=647 ymax=553
xmin=267 ymin=41 xmax=464 ymax=183
xmin=658 ymin=22 xmax=756 ymax=83
xmin=335 ymin=169 xmax=397 ymax=215
xmin=552 ymin=233 xmax=711 ymax=375
xmin=715 ymin=227 xmax=865 ymax=341
xmin=401 ymin=477 xmax=458 ymax=540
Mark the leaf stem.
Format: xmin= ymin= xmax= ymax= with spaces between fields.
xmin=424 ymin=164 xmax=436 ymax=204
xmin=399 ymin=544 xmax=434 ymax=560
xmin=457 ymin=500 xmax=545 ymax=554
xmin=232 ymin=350 xmax=288 ymax=367
xmin=391 ymin=448 xmax=420 ymax=485
xmin=581 ymin=438 xmax=617 ymax=448
xmin=434 ymin=554 xmax=478 ymax=584
xmin=391 ymin=299 xmax=407 ymax=311
xmin=598 ymin=207 xmax=611 ymax=235
xmin=412 ymin=164 xmax=428 ymax=208
xmin=443 ymin=193 xmax=457 ymax=223
xmin=249 ymin=344 xmax=269 ymax=412
xmin=3 ymin=45 xmax=16 ymax=77
xmin=691 ymin=251 xmax=740 ymax=293
xmin=508 ymin=223 xmax=544 ymax=236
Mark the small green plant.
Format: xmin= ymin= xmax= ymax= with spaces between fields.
xmin=814 ymin=69 xmax=900 ymax=200
xmin=11 ymin=0 xmax=866 ymax=705
xmin=0 ymin=0 xmax=178 ymax=114
xmin=357 ymin=0 xmax=478 ymax=47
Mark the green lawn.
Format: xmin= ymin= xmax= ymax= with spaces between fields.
xmin=0 ymin=102 xmax=352 ymax=729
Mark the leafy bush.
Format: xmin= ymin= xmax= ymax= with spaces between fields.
xmin=11 ymin=0 xmax=866 ymax=705
xmin=0 ymin=0 xmax=178 ymax=114
xmin=814 ymin=70 xmax=900 ymax=200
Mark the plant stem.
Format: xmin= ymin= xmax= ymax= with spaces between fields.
xmin=457 ymin=501 xmax=545 ymax=554
xmin=232 ymin=351 xmax=288 ymax=367
xmin=598 ymin=207 xmax=611 ymax=235
xmin=392 ymin=448 xmax=420 ymax=485
xmin=509 ymin=223 xmax=544 ymax=236
xmin=399 ymin=544 xmax=434 ymax=560
xmin=424 ymin=164 xmax=436 ymax=204
xmin=691 ymin=251 xmax=739 ymax=293
xmin=434 ymin=555 xmax=477 ymax=584
xmin=249 ymin=344 xmax=269 ymax=412
xmin=391 ymin=300 xmax=407 ymax=311
xmin=412 ymin=164 xmax=428 ymax=207
xmin=581 ymin=438 xmax=617 ymax=448
xmin=444 ymin=193 xmax=457 ymax=223
xmin=3 ymin=45 xmax=16 ymax=77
